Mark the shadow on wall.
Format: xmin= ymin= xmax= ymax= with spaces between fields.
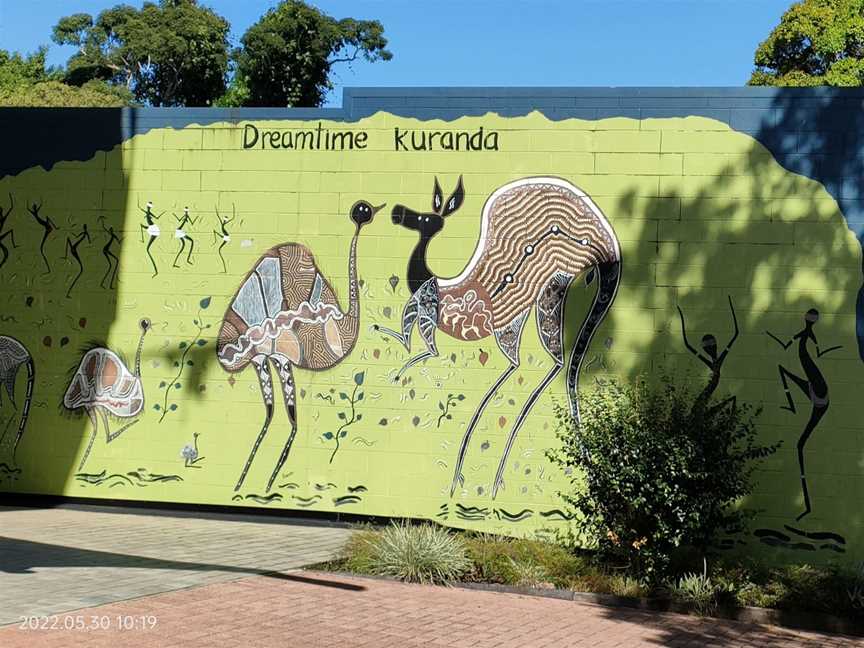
xmin=0 ymin=108 xmax=134 ymax=497
xmin=559 ymin=121 xmax=862 ymax=560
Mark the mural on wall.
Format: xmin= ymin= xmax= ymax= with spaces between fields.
xmin=216 ymin=200 xmax=383 ymax=493
xmin=677 ymin=295 xmax=739 ymax=411
xmin=172 ymin=206 xmax=198 ymax=268
xmin=0 ymin=108 xmax=862 ymax=561
xmin=139 ymin=201 xmax=163 ymax=277
xmin=376 ymin=176 xmax=621 ymax=498
xmin=212 ymin=204 xmax=235 ymax=274
xmin=99 ymin=218 xmax=121 ymax=290
xmin=0 ymin=335 xmax=34 ymax=463
xmin=63 ymin=318 xmax=151 ymax=470
xmin=62 ymin=223 xmax=91 ymax=298
xmin=766 ymin=309 xmax=841 ymax=521
xmin=27 ymin=200 xmax=57 ymax=275
xmin=0 ymin=194 xmax=17 ymax=270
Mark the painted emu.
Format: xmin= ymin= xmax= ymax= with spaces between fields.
xmin=0 ymin=335 xmax=34 ymax=461
xmin=376 ymin=177 xmax=621 ymax=498
xmin=63 ymin=319 xmax=150 ymax=470
xmin=216 ymin=201 xmax=383 ymax=493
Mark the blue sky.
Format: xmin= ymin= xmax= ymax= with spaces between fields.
xmin=0 ymin=0 xmax=792 ymax=105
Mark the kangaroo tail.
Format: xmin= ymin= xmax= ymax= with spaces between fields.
xmin=12 ymin=356 xmax=34 ymax=462
xmin=566 ymin=260 xmax=621 ymax=423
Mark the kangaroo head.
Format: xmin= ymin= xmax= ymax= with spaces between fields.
xmin=391 ymin=176 xmax=464 ymax=239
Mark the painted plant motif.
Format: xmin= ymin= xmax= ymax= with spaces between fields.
xmin=0 ymin=335 xmax=34 ymax=462
xmin=216 ymin=200 xmax=383 ymax=492
xmin=376 ymin=176 xmax=621 ymax=498
xmin=766 ymin=309 xmax=841 ymax=521
xmin=63 ymin=318 xmax=151 ymax=470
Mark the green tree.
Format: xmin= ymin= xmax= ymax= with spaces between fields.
xmin=750 ymin=0 xmax=864 ymax=86
xmin=0 ymin=80 xmax=132 ymax=107
xmin=0 ymin=48 xmax=52 ymax=90
xmin=234 ymin=0 xmax=392 ymax=107
xmin=52 ymin=0 xmax=230 ymax=106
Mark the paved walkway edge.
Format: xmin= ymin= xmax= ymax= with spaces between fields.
xmin=322 ymin=570 xmax=864 ymax=638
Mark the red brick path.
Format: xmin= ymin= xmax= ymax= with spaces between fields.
xmin=0 ymin=571 xmax=860 ymax=647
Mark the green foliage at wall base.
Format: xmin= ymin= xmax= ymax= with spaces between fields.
xmin=548 ymin=376 xmax=777 ymax=582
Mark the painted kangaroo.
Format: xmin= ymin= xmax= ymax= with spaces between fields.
xmin=376 ymin=176 xmax=621 ymax=498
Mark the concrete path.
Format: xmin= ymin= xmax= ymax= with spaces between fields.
xmin=0 ymin=505 xmax=351 ymax=625
xmin=0 ymin=570 xmax=859 ymax=647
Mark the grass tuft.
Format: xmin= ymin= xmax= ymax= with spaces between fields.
xmin=342 ymin=521 xmax=471 ymax=585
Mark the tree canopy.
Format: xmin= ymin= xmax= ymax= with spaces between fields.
xmin=235 ymin=0 xmax=392 ymax=107
xmin=0 ymin=47 xmax=130 ymax=107
xmin=2 ymin=0 xmax=391 ymax=107
xmin=52 ymin=0 xmax=230 ymax=106
xmin=750 ymin=0 xmax=864 ymax=86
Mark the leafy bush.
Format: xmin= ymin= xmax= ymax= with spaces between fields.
xmin=548 ymin=375 xmax=777 ymax=582
xmin=343 ymin=522 xmax=470 ymax=584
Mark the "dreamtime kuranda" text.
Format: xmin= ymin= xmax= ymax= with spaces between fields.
xmin=241 ymin=123 xmax=500 ymax=152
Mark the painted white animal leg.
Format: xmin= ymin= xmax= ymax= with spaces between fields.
xmin=374 ymin=293 xmax=418 ymax=351
xmin=450 ymin=309 xmax=528 ymax=497
xmin=78 ymin=408 xmax=99 ymax=471
xmin=266 ymin=357 xmax=298 ymax=492
xmin=106 ymin=417 xmax=140 ymax=443
xmin=235 ymin=356 xmax=274 ymax=492
xmin=493 ymin=274 xmax=572 ymax=498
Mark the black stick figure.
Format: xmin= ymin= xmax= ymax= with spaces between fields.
xmin=172 ymin=206 xmax=198 ymax=268
xmin=766 ymin=308 xmax=842 ymax=521
xmin=62 ymin=223 xmax=91 ymax=298
xmin=678 ymin=295 xmax=739 ymax=411
xmin=99 ymin=217 xmax=122 ymax=290
xmin=212 ymin=204 xmax=234 ymax=274
xmin=27 ymin=200 xmax=57 ymax=274
xmin=139 ymin=200 xmax=163 ymax=277
xmin=0 ymin=193 xmax=17 ymax=270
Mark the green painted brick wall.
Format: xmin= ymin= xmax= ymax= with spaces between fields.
xmin=0 ymin=111 xmax=860 ymax=562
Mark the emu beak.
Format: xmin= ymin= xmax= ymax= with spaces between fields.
xmin=372 ymin=203 xmax=386 ymax=215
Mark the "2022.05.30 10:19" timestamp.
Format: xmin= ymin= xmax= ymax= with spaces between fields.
xmin=19 ymin=615 xmax=158 ymax=631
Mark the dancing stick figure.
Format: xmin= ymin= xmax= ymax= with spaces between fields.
xmin=172 ymin=206 xmax=198 ymax=267
xmin=766 ymin=308 xmax=842 ymax=521
xmin=62 ymin=223 xmax=91 ymax=298
xmin=212 ymin=204 xmax=234 ymax=274
xmin=0 ymin=193 xmax=17 ymax=270
xmin=27 ymin=200 xmax=57 ymax=275
xmin=99 ymin=216 xmax=122 ymax=289
xmin=678 ymin=295 xmax=739 ymax=412
xmin=138 ymin=200 xmax=163 ymax=277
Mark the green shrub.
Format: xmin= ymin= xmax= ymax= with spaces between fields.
xmin=548 ymin=375 xmax=777 ymax=583
xmin=463 ymin=534 xmax=587 ymax=588
xmin=344 ymin=522 xmax=471 ymax=584
xmin=667 ymin=559 xmax=721 ymax=616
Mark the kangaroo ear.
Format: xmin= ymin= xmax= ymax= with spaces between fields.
xmin=441 ymin=175 xmax=464 ymax=217
xmin=432 ymin=177 xmax=443 ymax=213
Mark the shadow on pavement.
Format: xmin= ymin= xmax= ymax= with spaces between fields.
xmin=0 ymin=536 xmax=364 ymax=591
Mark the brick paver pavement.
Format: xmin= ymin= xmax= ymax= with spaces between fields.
xmin=0 ymin=505 xmax=351 ymax=625
xmin=0 ymin=570 xmax=860 ymax=647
